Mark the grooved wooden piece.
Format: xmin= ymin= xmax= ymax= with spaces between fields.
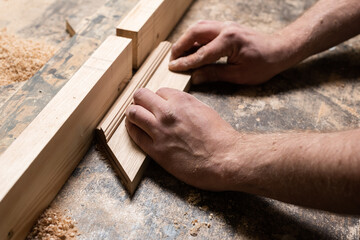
xmin=116 ymin=0 xmax=193 ymax=69
xmin=97 ymin=41 xmax=191 ymax=194
xmin=0 ymin=36 xmax=132 ymax=240
xmin=98 ymin=41 xmax=172 ymax=142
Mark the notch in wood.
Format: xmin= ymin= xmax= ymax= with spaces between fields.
xmin=116 ymin=0 xmax=193 ymax=69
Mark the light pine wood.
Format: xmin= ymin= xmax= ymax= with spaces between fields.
xmin=116 ymin=0 xmax=193 ymax=69
xmin=97 ymin=41 xmax=191 ymax=194
xmin=97 ymin=41 xmax=172 ymax=142
xmin=0 ymin=36 xmax=132 ymax=240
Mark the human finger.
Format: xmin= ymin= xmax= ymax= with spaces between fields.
xmin=169 ymin=34 xmax=228 ymax=72
xmin=192 ymin=64 xmax=243 ymax=84
xmin=170 ymin=20 xmax=223 ymax=61
xmin=133 ymin=88 xmax=167 ymax=115
xmin=125 ymin=118 xmax=153 ymax=153
xmin=155 ymin=87 xmax=184 ymax=101
xmin=126 ymin=104 xmax=157 ymax=138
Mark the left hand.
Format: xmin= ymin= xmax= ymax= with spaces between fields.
xmin=125 ymin=87 xmax=240 ymax=191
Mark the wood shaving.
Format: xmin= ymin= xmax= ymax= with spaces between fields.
xmin=0 ymin=28 xmax=55 ymax=86
xmin=27 ymin=208 xmax=79 ymax=240
xmin=187 ymin=192 xmax=201 ymax=205
xmin=189 ymin=219 xmax=211 ymax=237
xmin=199 ymin=205 xmax=209 ymax=211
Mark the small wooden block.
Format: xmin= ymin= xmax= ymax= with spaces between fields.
xmin=97 ymin=41 xmax=191 ymax=194
xmin=116 ymin=0 xmax=193 ymax=69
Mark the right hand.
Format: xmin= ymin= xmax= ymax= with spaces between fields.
xmin=125 ymin=88 xmax=243 ymax=191
xmin=169 ymin=20 xmax=290 ymax=85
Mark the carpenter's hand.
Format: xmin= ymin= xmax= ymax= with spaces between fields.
xmin=125 ymin=88 xmax=240 ymax=191
xmin=169 ymin=20 xmax=289 ymax=85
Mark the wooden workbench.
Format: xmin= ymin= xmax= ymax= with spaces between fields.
xmin=1 ymin=0 xmax=359 ymax=239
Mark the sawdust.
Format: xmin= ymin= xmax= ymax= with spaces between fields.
xmin=187 ymin=191 xmax=201 ymax=205
xmin=0 ymin=28 xmax=55 ymax=86
xmin=189 ymin=219 xmax=211 ymax=237
xmin=27 ymin=208 xmax=79 ymax=240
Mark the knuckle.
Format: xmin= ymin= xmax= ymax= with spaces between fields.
xmin=133 ymin=88 xmax=147 ymax=100
xmin=222 ymin=27 xmax=238 ymax=40
xmin=189 ymin=20 xmax=209 ymax=34
xmin=159 ymin=107 xmax=177 ymax=125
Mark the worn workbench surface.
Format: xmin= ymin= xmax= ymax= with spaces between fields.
xmin=1 ymin=0 xmax=360 ymax=239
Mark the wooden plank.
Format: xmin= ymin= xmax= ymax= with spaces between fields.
xmin=0 ymin=0 xmax=137 ymax=155
xmin=97 ymin=41 xmax=191 ymax=194
xmin=0 ymin=36 xmax=132 ymax=240
xmin=116 ymin=0 xmax=193 ymax=69
xmin=0 ymin=35 xmax=102 ymax=155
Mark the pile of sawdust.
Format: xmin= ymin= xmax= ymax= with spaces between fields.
xmin=0 ymin=28 xmax=55 ymax=86
xmin=27 ymin=208 xmax=79 ymax=240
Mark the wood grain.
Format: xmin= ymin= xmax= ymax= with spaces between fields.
xmin=97 ymin=41 xmax=191 ymax=194
xmin=0 ymin=36 xmax=132 ymax=240
xmin=116 ymin=0 xmax=193 ymax=68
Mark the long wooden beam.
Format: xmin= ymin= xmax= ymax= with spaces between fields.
xmin=0 ymin=36 xmax=132 ymax=240
xmin=116 ymin=0 xmax=193 ymax=69
xmin=97 ymin=41 xmax=191 ymax=194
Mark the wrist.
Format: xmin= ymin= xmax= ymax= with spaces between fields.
xmin=225 ymin=133 xmax=289 ymax=194
xmin=223 ymin=133 xmax=274 ymax=192
xmin=270 ymin=29 xmax=309 ymax=73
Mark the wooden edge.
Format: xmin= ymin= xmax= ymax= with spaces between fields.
xmin=95 ymin=130 xmax=150 ymax=195
xmin=116 ymin=0 xmax=193 ymax=69
xmin=116 ymin=0 xmax=162 ymax=69
xmin=95 ymin=130 xmax=132 ymax=192
xmin=116 ymin=29 xmax=138 ymax=68
xmin=129 ymin=156 xmax=150 ymax=195
xmin=0 ymin=36 xmax=132 ymax=240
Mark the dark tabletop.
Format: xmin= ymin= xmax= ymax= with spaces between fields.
xmin=1 ymin=0 xmax=359 ymax=239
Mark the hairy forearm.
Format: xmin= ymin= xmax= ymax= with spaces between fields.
xmin=230 ymin=129 xmax=360 ymax=214
xmin=277 ymin=0 xmax=360 ymax=69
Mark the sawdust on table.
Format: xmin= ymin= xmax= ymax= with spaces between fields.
xmin=187 ymin=191 xmax=201 ymax=205
xmin=27 ymin=208 xmax=79 ymax=240
xmin=0 ymin=28 xmax=55 ymax=86
xmin=189 ymin=219 xmax=211 ymax=237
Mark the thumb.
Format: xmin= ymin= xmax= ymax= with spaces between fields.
xmin=169 ymin=35 xmax=228 ymax=72
xmin=191 ymin=64 xmax=242 ymax=84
